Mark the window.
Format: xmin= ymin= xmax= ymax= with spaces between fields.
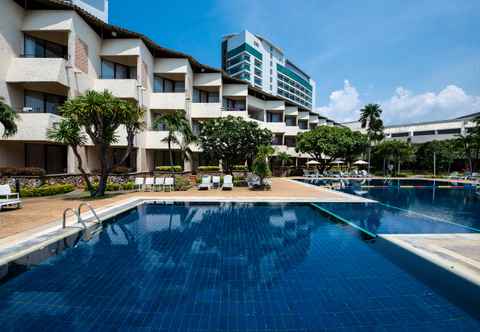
xmin=24 ymin=90 xmax=66 ymax=114
xmin=193 ymin=89 xmax=219 ymax=103
xmin=391 ymin=132 xmax=409 ymax=138
xmin=298 ymin=120 xmax=308 ymax=130
xmin=266 ymin=111 xmax=282 ymax=123
xmin=272 ymin=134 xmax=283 ymax=146
xmin=285 ymin=136 xmax=296 ymax=147
xmin=223 ymin=98 xmax=245 ymax=111
xmin=24 ymin=34 xmax=67 ymax=59
xmin=413 ymin=130 xmax=435 ymax=136
xmin=437 ymin=128 xmax=461 ymax=135
xmin=254 ymin=58 xmax=262 ymax=68
xmin=285 ymin=116 xmax=296 ymax=126
xmin=254 ymin=77 xmax=262 ymax=86
xmin=254 ymin=67 xmax=262 ymax=77
xmin=101 ymin=59 xmax=136 ymax=79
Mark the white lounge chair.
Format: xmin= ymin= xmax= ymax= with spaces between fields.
xmin=134 ymin=177 xmax=144 ymax=191
xmin=164 ymin=177 xmax=174 ymax=192
xmin=212 ymin=176 xmax=221 ymax=189
xmin=144 ymin=177 xmax=154 ymax=191
xmin=222 ymin=175 xmax=233 ymax=190
xmin=154 ymin=177 xmax=165 ymax=191
xmin=0 ymin=184 xmax=22 ymax=210
xmin=198 ymin=175 xmax=212 ymax=190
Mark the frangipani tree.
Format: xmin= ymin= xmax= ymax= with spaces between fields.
xmin=48 ymin=90 xmax=144 ymax=197
xmin=0 ymin=97 xmax=19 ymax=138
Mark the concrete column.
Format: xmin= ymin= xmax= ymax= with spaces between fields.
xmin=67 ymin=147 xmax=79 ymax=174
xmin=136 ymin=148 xmax=149 ymax=172
xmin=183 ymin=155 xmax=192 ymax=173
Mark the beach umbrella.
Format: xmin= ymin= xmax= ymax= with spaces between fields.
xmin=353 ymin=160 xmax=368 ymax=165
xmin=306 ymin=160 xmax=320 ymax=165
xmin=330 ymin=160 xmax=344 ymax=164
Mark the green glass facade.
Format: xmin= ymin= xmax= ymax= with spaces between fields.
xmin=227 ymin=43 xmax=263 ymax=60
xmin=276 ymin=64 xmax=312 ymax=91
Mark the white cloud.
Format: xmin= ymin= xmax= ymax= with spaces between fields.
xmin=316 ymin=80 xmax=361 ymax=122
xmin=317 ymin=82 xmax=480 ymax=125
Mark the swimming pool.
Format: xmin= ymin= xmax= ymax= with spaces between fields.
xmin=297 ymin=178 xmax=480 ymax=230
xmin=0 ymin=202 xmax=478 ymax=331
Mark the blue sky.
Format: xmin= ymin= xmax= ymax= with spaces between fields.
xmin=110 ymin=0 xmax=480 ymax=124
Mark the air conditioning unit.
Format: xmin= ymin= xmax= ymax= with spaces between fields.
xmin=22 ymin=107 xmax=33 ymax=112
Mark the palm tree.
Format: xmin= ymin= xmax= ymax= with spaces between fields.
xmin=153 ymin=110 xmax=193 ymax=176
xmin=359 ymin=103 xmax=384 ymax=172
xmin=0 ymin=97 xmax=19 ymax=137
xmin=277 ymin=151 xmax=291 ymax=176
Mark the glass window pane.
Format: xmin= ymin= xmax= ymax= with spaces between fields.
xmin=24 ymin=35 xmax=37 ymax=58
xmin=101 ymin=60 xmax=114 ymax=79
xmin=174 ymin=80 xmax=185 ymax=92
xmin=45 ymin=94 xmax=64 ymax=114
xmin=129 ymin=66 xmax=137 ymax=80
xmin=24 ymin=90 xmax=44 ymax=113
xmin=115 ymin=63 xmax=128 ymax=79
xmin=154 ymin=77 xmax=164 ymax=92
xmin=164 ymin=79 xmax=174 ymax=92
xmin=45 ymin=41 xmax=65 ymax=58
xmin=208 ymin=92 xmax=219 ymax=103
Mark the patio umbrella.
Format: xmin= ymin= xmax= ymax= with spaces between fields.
xmin=330 ymin=160 xmax=344 ymax=164
xmin=306 ymin=160 xmax=320 ymax=165
xmin=353 ymin=160 xmax=368 ymax=165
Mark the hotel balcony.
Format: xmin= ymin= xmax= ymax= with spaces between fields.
xmin=3 ymin=113 xmax=63 ymax=142
xmin=150 ymin=92 xmax=186 ymax=110
xmin=264 ymin=121 xmax=287 ymax=133
xmin=6 ymin=57 xmax=70 ymax=88
xmin=191 ymin=103 xmax=222 ymax=118
xmin=93 ymin=79 xmax=139 ymax=100
xmin=143 ymin=130 xmax=172 ymax=150
xmin=298 ymin=111 xmax=310 ymax=120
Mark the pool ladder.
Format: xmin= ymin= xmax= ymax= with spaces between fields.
xmin=62 ymin=202 xmax=103 ymax=240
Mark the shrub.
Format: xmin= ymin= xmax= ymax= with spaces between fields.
xmin=233 ymin=165 xmax=248 ymax=172
xmin=111 ymin=165 xmax=129 ymax=174
xmin=20 ymin=184 xmax=75 ymax=197
xmin=174 ymin=176 xmax=192 ymax=191
xmin=85 ymin=181 xmax=135 ymax=192
xmin=197 ymin=166 xmax=220 ymax=172
xmin=155 ymin=166 xmax=182 ymax=172
xmin=0 ymin=167 xmax=46 ymax=176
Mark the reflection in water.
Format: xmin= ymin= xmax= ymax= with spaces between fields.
xmin=0 ymin=203 xmax=478 ymax=331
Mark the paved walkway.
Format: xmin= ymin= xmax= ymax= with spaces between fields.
xmin=0 ymin=178 xmax=364 ymax=240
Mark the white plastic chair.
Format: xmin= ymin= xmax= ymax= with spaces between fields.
xmin=145 ymin=177 xmax=154 ymax=191
xmin=212 ymin=176 xmax=221 ymax=189
xmin=164 ymin=177 xmax=174 ymax=191
xmin=222 ymin=175 xmax=233 ymax=190
xmin=0 ymin=184 xmax=21 ymax=210
xmin=134 ymin=178 xmax=144 ymax=191
xmin=154 ymin=177 xmax=165 ymax=191
xmin=198 ymin=176 xmax=211 ymax=190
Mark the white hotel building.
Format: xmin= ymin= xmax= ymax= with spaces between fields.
xmin=0 ymin=0 xmax=337 ymax=175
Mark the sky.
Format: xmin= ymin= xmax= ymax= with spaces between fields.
xmin=110 ymin=0 xmax=480 ymax=125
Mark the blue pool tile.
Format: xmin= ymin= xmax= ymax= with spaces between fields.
xmin=0 ymin=202 xmax=478 ymax=331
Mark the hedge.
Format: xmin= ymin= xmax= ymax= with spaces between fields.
xmin=197 ymin=166 xmax=220 ymax=172
xmin=0 ymin=167 xmax=46 ymax=176
xmin=20 ymin=184 xmax=75 ymax=197
xmin=233 ymin=165 xmax=248 ymax=172
xmin=155 ymin=166 xmax=182 ymax=172
xmin=85 ymin=181 xmax=135 ymax=192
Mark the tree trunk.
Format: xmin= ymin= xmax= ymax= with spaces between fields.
xmin=71 ymin=146 xmax=94 ymax=195
xmin=168 ymin=138 xmax=175 ymax=186
xmin=117 ymin=130 xmax=135 ymax=168
xmin=95 ymin=143 xmax=109 ymax=197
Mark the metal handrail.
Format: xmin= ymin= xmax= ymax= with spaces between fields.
xmin=77 ymin=202 xmax=101 ymax=225
xmin=62 ymin=208 xmax=84 ymax=229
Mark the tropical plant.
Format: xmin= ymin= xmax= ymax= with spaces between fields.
xmin=455 ymin=133 xmax=480 ymax=172
xmin=0 ymin=97 xmax=19 ymax=137
xmin=374 ymin=140 xmax=415 ymax=176
xmin=414 ymin=140 xmax=461 ymax=174
xmin=48 ymin=90 xmax=144 ymax=197
xmin=199 ymin=116 xmax=272 ymax=174
xmin=277 ymin=151 xmax=292 ymax=176
xmin=252 ymin=145 xmax=275 ymax=187
xmin=342 ymin=131 xmax=368 ymax=170
xmin=153 ymin=110 xmax=193 ymax=176
xmin=296 ymin=126 xmax=359 ymax=173
xmin=359 ymin=103 xmax=384 ymax=171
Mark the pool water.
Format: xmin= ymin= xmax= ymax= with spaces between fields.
xmin=340 ymin=186 xmax=480 ymax=230
xmin=0 ymin=202 xmax=478 ymax=331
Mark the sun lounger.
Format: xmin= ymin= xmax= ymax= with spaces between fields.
xmin=222 ymin=175 xmax=233 ymax=190
xmin=134 ymin=177 xmax=144 ymax=191
xmin=0 ymin=184 xmax=22 ymax=210
xmin=447 ymin=172 xmax=460 ymax=179
xmin=198 ymin=175 xmax=212 ymax=190
xmin=144 ymin=177 xmax=154 ymax=191
xmin=212 ymin=176 xmax=221 ymax=189
xmin=154 ymin=177 xmax=165 ymax=191
xmin=164 ymin=177 xmax=174 ymax=191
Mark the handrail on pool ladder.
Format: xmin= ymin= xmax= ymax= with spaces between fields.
xmin=62 ymin=202 xmax=101 ymax=229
